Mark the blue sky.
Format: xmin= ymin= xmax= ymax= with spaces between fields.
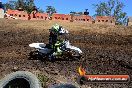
xmin=2 ymin=0 xmax=132 ymax=16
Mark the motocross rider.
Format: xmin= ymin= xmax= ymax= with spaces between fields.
xmin=49 ymin=24 xmax=67 ymax=57
xmin=49 ymin=24 xmax=60 ymax=46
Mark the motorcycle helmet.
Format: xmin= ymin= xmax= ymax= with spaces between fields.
xmin=52 ymin=24 xmax=60 ymax=32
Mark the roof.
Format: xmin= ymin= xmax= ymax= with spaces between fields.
xmin=95 ymin=16 xmax=115 ymax=21
xmin=96 ymin=16 xmax=114 ymax=18
xmin=53 ymin=13 xmax=70 ymax=16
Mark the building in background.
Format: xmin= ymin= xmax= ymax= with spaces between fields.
xmin=128 ymin=17 xmax=132 ymax=26
xmin=5 ymin=9 xmax=116 ymax=25
xmin=73 ymin=15 xmax=94 ymax=23
xmin=0 ymin=8 xmax=4 ymax=18
xmin=0 ymin=1 xmax=4 ymax=18
xmin=0 ymin=0 xmax=116 ymax=25
xmin=5 ymin=9 xmax=49 ymax=20
xmin=5 ymin=9 xmax=27 ymax=20
xmin=52 ymin=13 xmax=71 ymax=21
xmin=95 ymin=16 xmax=115 ymax=25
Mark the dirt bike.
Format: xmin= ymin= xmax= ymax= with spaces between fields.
xmin=28 ymin=40 xmax=82 ymax=61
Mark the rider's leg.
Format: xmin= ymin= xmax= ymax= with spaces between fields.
xmin=53 ymin=47 xmax=62 ymax=56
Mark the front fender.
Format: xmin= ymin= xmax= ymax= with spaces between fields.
xmin=66 ymin=45 xmax=82 ymax=54
xmin=29 ymin=43 xmax=46 ymax=49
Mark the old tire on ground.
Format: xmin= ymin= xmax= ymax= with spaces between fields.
xmin=77 ymin=76 xmax=87 ymax=85
xmin=0 ymin=71 xmax=42 ymax=88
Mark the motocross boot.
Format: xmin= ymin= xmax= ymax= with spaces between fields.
xmin=49 ymin=54 xmax=55 ymax=62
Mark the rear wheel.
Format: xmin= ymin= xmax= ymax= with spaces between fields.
xmin=29 ymin=51 xmax=43 ymax=60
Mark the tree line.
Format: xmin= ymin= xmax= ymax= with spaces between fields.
xmin=3 ymin=0 xmax=56 ymax=15
xmin=3 ymin=0 xmax=128 ymax=25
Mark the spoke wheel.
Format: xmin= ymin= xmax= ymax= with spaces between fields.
xmin=29 ymin=51 xmax=43 ymax=60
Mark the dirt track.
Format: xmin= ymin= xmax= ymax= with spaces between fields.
xmin=0 ymin=19 xmax=132 ymax=88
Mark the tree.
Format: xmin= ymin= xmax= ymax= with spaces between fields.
xmin=93 ymin=0 xmax=127 ymax=25
xmin=21 ymin=0 xmax=35 ymax=14
xmin=15 ymin=0 xmax=35 ymax=20
xmin=38 ymin=8 xmax=44 ymax=13
xmin=3 ymin=0 xmax=16 ymax=10
xmin=70 ymin=11 xmax=76 ymax=14
xmin=4 ymin=0 xmax=36 ymax=14
xmin=46 ymin=6 xmax=57 ymax=16
xmin=0 ymin=2 xmax=4 ymax=9
xmin=15 ymin=0 xmax=25 ymax=10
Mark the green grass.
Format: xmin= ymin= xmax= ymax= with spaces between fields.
xmin=37 ymin=73 xmax=49 ymax=88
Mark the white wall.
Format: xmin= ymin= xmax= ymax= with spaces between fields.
xmin=128 ymin=22 xmax=132 ymax=26
xmin=0 ymin=9 xmax=4 ymax=18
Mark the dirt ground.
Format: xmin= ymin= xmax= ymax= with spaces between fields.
xmin=0 ymin=19 xmax=132 ymax=88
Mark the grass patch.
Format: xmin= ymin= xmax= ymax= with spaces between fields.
xmin=37 ymin=73 xmax=49 ymax=88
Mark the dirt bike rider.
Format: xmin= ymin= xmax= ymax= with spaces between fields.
xmin=49 ymin=24 xmax=68 ymax=57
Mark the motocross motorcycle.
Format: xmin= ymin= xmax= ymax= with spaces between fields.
xmin=28 ymin=40 xmax=82 ymax=61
